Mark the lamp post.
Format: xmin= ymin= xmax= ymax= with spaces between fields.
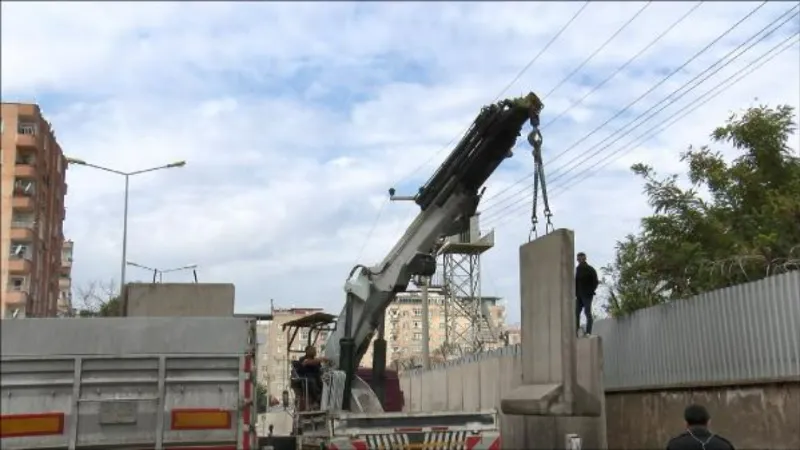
xmin=66 ymin=157 xmax=186 ymax=298
xmin=127 ymin=260 xmax=198 ymax=283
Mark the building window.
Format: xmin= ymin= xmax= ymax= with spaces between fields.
xmin=18 ymin=122 xmax=36 ymax=135
xmin=9 ymin=277 xmax=27 ymax=291
xmin=413 ymin=308 xmax=422 ymax=317
xmin=439 ymin=323 xmax=446 ymax=329
xmin=9 ymin=243 xmax=31 ymax=259
xmin=413 ymin=332 xmax=422 ymax=341
xmin=13 ymin=179 xmax=35 ymax=196
xmin=413 ymin=321 xmax=420 ymax=329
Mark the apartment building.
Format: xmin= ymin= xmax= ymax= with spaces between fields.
xmin=57 ymin=240 xmax=74 ymax=316
xmin=1 ymin=103 xmax=68 ymax=318
xmin=360 ymin=290 xmax=507 ymax=369
xmin=256 ymin=307 xmax=329 ymax=402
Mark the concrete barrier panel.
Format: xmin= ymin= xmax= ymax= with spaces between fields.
xmin=461 ymin=361 xmax=481 ymax=411
xmin=479 ymin=356 xmax=501 ymax=410
xmin=410 ymin=373 xmax=423 ymax=411
xmin=399 ymin=374 xmax=413 ymax=412
xmin=498 ymin=352 xmax=525 ymax=449
xmin=447 ymin=365 xmax=464 ymax=411
xmin=123 ymin=283 xmax=235 ymax=317
xmin=429 ymin=369 xmax=449 ymax=411
xmin=420 ymin=370 xmax=435 ymax=411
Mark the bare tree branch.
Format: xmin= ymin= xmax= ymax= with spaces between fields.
xmin=74 ymin=279 xmax=120 ymax=317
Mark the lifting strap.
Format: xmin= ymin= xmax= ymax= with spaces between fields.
xmin=528 ymin=111 xmax=553 ymax=241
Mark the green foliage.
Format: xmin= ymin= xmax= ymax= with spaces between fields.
xmin=604 ymin=104 xmax=800 ymax=317
xmin=74 ymin=280 xmax=123 ymax=317
xmin=256 ymin=383 xmax=269 ymax=413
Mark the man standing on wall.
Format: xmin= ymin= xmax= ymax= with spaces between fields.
xmin=575 ymin=251 xmax=599 ymax=336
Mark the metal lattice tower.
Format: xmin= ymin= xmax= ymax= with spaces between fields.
xmin=434 ymin=214 xmax=499 ymax=357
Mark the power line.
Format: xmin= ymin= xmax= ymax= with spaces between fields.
xmin=482 ymin=6 xmax=798 ymax=226
xmin=480 ymin=1 xmax=768 ymax=214
xmin=481 ymin=1 xmax=705 ymax=206
xmin=537 ymin=7 xmax=799 ymax=188
xmin=391 ymin=2 xmax=591 ymax=190
xmin=373 ymin=2 xmax=592 ymax=255
xmin=484 ymin=32 xmax=799 ymax=231
xmin=548 ymin=34 xmax=800 ymax=197
xmin=541 ymin=1 xmax=654 ymax=100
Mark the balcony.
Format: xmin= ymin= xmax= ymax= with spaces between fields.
xmin=8 ymin=257 xmax=33 ymax=274
xmin=5 ymin=290 xmax=29 ymax=306
xmin=11 ymin=196 xmax=34 ymax=211
xmin=14 ymin=164 xmax=36 ymax=178
xmin=10 ymin=222 xmax=35 ymax=241
xmin=61 ymin=257 xmax=73 ymax=269
xmin=16 ymin=132 xmax=37 ymax=148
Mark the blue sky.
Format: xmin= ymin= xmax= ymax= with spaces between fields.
xmin=2 ymin=1 xmax=798 ymax=323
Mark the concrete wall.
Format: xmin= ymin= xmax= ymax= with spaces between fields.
xmin=605 ymin=381 xmax=800 ymax=450
xmin=401 ymin=339 xmax=605 ymax=448
xmin=400 ymin=351 xmax=800 ymax=449
xmin=123 ymin=282 xmax=235 ymax=317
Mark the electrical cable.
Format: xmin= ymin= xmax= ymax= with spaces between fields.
xmin=390 ymin=2 xmax=591 ymax=189
xmin=482 ymin=8 xmax=798 ymax=226
xmin=480 ymin=1 xmax=704 ymax=205
xmin=483 ymin=33 xmax=799 ymax=231
xmin=378 ymin=2 xmax=592 ymax=249
xmin=480 ymin=1 xmax=768 ymax=214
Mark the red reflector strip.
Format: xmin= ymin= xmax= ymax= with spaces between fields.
xmin=0 ymin=412 xmax=65 ymax=438
xmin=170 ymin=409 xmax=232 ymax=430
xmin=168 ymin=447 xmax=237 ymax=450
xmin=431 ymin=426 xmax=449 ymax=431
xmin=394 ymin=427 xmax=422 ymax=433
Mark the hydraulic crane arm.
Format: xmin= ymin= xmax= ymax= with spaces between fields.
xmin=324 ymin=92 xmax=544 ymax=386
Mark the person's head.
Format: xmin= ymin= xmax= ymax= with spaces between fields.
xmin=684 ymin=404 xmax=710 ymax=428
xmin=305 ymin=345 xmax=317 ymax=358
xmin=577 ymin=252 xmax=587 ymax=264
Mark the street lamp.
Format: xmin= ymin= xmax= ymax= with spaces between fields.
xmin=67 ymin=157 xmax=186 ymax=297
xmin=127 ymin=261 xmax=199 ymax=283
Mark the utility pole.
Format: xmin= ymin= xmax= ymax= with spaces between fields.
xmin=421 ymin=276 xmax=431 ymax=370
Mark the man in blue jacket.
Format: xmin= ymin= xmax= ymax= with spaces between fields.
xmin=575 ymin=252 xmax=599 ymax=336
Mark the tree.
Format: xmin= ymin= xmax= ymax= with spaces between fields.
xmin=256 ymin=383 xmax=269 ymax=414
xmin=604 ymin=104 xmax=800 ymax=317
xmin=74 ymin=280 xmax=123 ymax=317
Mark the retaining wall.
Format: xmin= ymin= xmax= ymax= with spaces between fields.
xmin=399 ymin=271 xmax=800 ymax=448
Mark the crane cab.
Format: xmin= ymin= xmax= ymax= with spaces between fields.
xmin=280 ymin=312 xmax=404 ymax=415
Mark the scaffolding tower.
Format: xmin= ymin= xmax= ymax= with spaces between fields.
xmin=435 ymin=214 xmax=499 ymax=357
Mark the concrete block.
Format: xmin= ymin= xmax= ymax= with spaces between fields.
xmin=410 ymin=373 xmax=423 ymax=412
xmin=447 ymin=365 xmax=464 ymax=411
xmin=123 ymin=283 xmax=235 ymax=317
xmin=421 ymin=370 xmax=438 ymax=411
xmin=399 ymin=375 xmax=412 ymax=412
xmin=479 ymin=356 xmax=501 ymax=410
xmin=462 ymin=362 xmax=481 ymax=411
xmin=429 ymin=369 xmax=448 ymax=411
xmin=502 ymin=229 xmax=600 ymax=417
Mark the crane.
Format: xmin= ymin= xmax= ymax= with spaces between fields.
xmin=322 ymin=92 xmax=545 ymax=412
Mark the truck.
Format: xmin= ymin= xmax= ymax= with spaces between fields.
xmin=1 ymin=91 xmax=544 ymax=450
xmin=0 ymin=316 xmax=260 ymax=449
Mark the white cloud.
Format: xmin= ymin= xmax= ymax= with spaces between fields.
xmin=2 ymin=1 xmax=798 ymax=325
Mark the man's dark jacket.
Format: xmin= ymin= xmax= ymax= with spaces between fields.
xmin=666 ymin=427 xmax=735 ymax=450
xmin=575 ymin=262 xmax=599 ymax=297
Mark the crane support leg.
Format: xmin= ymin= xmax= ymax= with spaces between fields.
xmin=371 ymin=317 xmax=387 ymax=408
xmin=340 ymin=294 xmax=357 ymax=411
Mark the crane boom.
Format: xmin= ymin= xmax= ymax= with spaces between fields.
xmin=323 ymin=92 xmax=544 ymax=408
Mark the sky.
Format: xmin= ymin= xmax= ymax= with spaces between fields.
xmin=2 ymin=1 xmax=798 ymax=324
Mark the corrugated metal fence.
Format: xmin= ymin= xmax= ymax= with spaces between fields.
xmin=595 ymin=270 xmax=800 ymax=389
xmin=405 ymin=271 xmax=800 ymax=390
